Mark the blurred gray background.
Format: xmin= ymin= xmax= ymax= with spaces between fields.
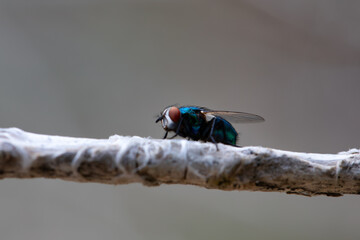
xmin=1 ymin=1 xmax=360 ymax=240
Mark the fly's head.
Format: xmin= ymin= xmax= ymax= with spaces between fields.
xmin=156 ymin=106 xmax=181 ymax=131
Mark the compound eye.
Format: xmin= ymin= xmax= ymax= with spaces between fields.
xmin=168 ymin=106 xmax=181 ymax=122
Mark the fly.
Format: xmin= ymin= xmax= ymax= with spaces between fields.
xmin=155 ymin=106 xmax=264 ymax=149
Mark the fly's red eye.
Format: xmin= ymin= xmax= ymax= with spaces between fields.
xmin=169 ymin=106 xmax=180 ymax=122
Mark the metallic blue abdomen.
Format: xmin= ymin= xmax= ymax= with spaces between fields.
xmin=212 ymin=118 xmax=237 ymax=146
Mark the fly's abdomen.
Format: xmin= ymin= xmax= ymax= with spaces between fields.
xmin=212 ymin=118 xmax=237 ymax=146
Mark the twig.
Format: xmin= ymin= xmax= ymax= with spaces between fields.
xmin=0 ymin=128 xmax=359 ymax=196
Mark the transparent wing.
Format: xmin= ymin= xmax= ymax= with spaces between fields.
xmin=203 ymin=110 xmax=265 ymax=123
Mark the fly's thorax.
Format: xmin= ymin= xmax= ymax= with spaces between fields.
xmin=160 ymin=107 xmax=180 ymax=130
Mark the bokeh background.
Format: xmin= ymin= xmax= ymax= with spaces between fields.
xmin=1 ymin=1 xmax=360 ymax=239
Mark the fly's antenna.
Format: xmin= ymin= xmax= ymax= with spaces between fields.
xmin=155 ymin=116 xmax=163 ymax=123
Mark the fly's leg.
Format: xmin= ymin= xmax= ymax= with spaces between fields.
xmin=169 ymin=134 xmax=177 ymax=139
xmin=163 ymin=131 xmax=168 ymax=139
xmin=169 ymin=118 xmax=183 ymax=139
xmin=208 ymin=119 xmax=219 ymax=151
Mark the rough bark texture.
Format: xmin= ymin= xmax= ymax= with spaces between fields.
xmin=0 ymin=128 xmax=359 ymax=196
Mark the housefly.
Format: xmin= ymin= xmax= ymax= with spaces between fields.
xmin=155 ymin=106 xmax=264 ymax=148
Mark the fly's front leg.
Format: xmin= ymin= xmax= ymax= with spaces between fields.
xmin=163 ymin=131 xmax=168 ymax=139
xmin=169 ymin=118 xmax=183 ymax=139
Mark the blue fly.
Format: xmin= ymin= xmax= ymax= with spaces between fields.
xmin=155 ymin=106 xmax=264 ymax=148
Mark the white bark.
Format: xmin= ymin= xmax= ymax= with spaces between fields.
xmin=0 ymin=128 xmax=359 ymax=196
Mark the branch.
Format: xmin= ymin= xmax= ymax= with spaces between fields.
xmin=0 ymin=128 xmax=359 ymax=196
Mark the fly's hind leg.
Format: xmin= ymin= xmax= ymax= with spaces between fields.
xmin=208 ymin=119 xmax=219 ymax=151
xmin=210 ymin=136 xmax=219 ymax=151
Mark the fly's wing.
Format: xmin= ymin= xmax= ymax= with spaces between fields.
xmin=203 ymin=110 xmax=265 ymax=123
